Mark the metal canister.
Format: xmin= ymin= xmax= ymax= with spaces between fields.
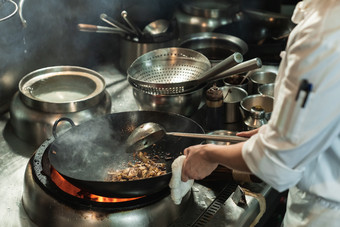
xmin=205 ymin=84 xmax=223 ymax=130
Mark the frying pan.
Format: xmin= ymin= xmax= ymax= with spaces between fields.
xmin=48 ymin=111 xmax=204 ymax=198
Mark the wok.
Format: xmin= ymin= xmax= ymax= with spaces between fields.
xmin=213 ymin=10 xmax=295 ymax=64
xmin=48 ymin=111 xmax=204 ymax=198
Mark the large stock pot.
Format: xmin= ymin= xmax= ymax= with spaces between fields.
xmin=10 ymin=66 xmax=111 ymax=147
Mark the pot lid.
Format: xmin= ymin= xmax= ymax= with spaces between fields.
xmin=19 ymin=66 xmax=106 ymax=113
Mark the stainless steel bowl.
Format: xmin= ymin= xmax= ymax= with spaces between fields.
xmin=240 ymin=94 xmax=274 ymax=120
xmin=131 ymin=85 xmax=204 ymax=117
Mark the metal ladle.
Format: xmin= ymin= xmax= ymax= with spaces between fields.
xmin=126 ymin=122 xmax=248 ymax=152
xmin=142 ymin=19 xmax=170 ymax=35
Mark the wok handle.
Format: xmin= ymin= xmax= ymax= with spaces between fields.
xmin=166 ymin=132 xmax=248 ymax=143
xmin=52 ymin=117 xmax=75 ymax=139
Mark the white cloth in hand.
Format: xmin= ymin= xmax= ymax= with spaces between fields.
xmin=169 ymin=155 xmax=194 ymax=205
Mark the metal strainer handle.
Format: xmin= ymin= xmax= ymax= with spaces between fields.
xmin=194 ymin=52 xmax=243 ymax=84
xmin=209 ymin=58 xmax=262 ymax=82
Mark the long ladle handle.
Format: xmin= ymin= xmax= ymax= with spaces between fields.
xmin=77 ymin=23 xmax=128 ymax=35
xmin=100 ymin=13 xmax=135 ymax=35
xmin=166 ymin=132 xmax=248 ymax=143
xmin=121 ymin=10 xmax=143 ymax=37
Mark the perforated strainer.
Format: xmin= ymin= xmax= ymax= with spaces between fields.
xmin=127 ymin=47 xmax=243 ymax=95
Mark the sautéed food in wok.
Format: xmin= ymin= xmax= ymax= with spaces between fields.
xmin=106 ymin=151 xmax=167 ymax=182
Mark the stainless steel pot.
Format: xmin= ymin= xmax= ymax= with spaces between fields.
xmin=178 ymin=32 xmax=248 ymax=65
xmin=119 ymin=38 xmax=178 ymax=73
xmin=132 ymin=85 xmax=204 ymax=117
xmin=174 ymin=0 xmax=240 ymax=38
xmin=10 ymin=66 xmax=112 ymax=147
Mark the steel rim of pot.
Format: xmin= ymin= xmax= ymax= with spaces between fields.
xmin=250 ymin=71 xmax=277 ymax=85
xmin=179 ymin=32 xmax=248 ymax=56
xmin=19 ymin=66 xmax=106 ymax=113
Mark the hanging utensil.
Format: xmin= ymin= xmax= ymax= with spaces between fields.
xmin=239 ymin=70 xmax=253 ymax=85
xmin=121 ymin=10 xmax=143 ymax=38
xmin=143 ymin=19 xmax=170 ymax=35
xmin=99 ymin=13 xmax=135 ymax=35
xmin=77 ymin=23 xmax=128 ymax=35
xmin=126 ymin=122 xmax=248 ymax=152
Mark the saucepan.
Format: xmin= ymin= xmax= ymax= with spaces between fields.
xmin=48 ymin=111 xmax=205 ymax=198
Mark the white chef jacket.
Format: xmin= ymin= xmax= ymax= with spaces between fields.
xmin=241 ymin=0 xmax=340 ymax=226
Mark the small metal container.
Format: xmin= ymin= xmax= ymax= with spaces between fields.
xmin=249 ymin=70 xmax=277 ymax=94
xmin=221 ymin=86 xmax=248 ymax=123
xmin=258 ymin=83 xmax=275 ymax=97
xmin=243 ymin=106 xmax=268 ymax=130
xmin=240 ymin=94 xmax=274 ymax=121
xmin=223 ymin=74 xmax=250 ymax=94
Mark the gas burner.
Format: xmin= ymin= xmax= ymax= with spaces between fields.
xmin=22 ymin=138 xmax=190 ymax=226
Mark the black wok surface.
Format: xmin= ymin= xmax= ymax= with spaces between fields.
xmin=48 ymin=111 xmax=204 ymax=197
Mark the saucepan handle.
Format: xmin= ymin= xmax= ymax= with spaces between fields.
xmin=52 ymin=117 xmax=75 ymax=139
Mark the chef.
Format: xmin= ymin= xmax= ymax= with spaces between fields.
xmin=181 ymin=0 xmax=340 ymax=226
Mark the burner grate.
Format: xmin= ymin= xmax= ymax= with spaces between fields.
xmin=191 ymin=182 xmax=238 ymax=227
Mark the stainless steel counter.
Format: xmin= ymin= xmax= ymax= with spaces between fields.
xmin=0 ymin=65 xmax=278 ymax=227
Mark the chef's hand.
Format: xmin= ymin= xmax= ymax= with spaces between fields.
xmin=236 ymin=127 xmax=260 ymax=138
xmin=181 ymin=144 xmax=218 ymax=182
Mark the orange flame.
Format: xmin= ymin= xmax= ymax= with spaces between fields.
xmin=50 ymin=167 xmax=143 ymax=203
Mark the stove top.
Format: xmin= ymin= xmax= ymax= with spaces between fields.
xmin=0 ymin=65 xmax=279 ymax=227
